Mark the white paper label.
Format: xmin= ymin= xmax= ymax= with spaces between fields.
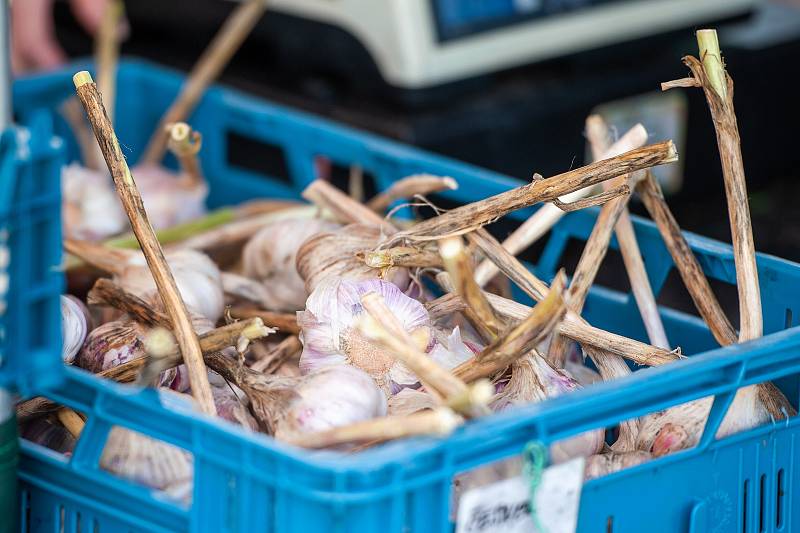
xmin=456 ymin=457 xmax=585 ymax=533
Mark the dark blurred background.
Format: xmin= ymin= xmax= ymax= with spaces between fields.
xmin=49 ymin=0 xmax=800 ymax=269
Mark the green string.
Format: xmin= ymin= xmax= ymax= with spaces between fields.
xmin=522 ymin=441 xmax=548 ymax=533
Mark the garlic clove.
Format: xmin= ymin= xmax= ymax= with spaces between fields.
xmin=298 ymin=277 xmax=431 ymax=391
xmin=61 ymin=295 xmax=90 ymax=364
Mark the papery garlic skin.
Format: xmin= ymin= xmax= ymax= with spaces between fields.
xmin=274 ymin=364 xmax=387 ymax=441
xmin=132 ymin=163 xmax=208 ymax=230
xmin=61 ymin=295 xmax=89 ymax=364
xmin=584 ymin=451 xmax=652 ymax=480
xmin=100 ymin=426 xmax=193 ymax=495
xmin=387 ymin=388 xmax=438 ymax=416
xmin=296 ymin=224 xmax=410 ymax=294
xmin=242 ymin=218 xmax=340 ymax=312
xmin=492 ymin=353 xmax=604 ymax=463
xmin=120 ymin=249 xmax=224 ymax=322
xmin=62 ymin=163 xmax=126 ymax=241
xmin=298 ymin=278 xmax=431 ymax=391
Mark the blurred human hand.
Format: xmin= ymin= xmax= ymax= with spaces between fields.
xmin=11 ymin=0 xmax=126 ymax=75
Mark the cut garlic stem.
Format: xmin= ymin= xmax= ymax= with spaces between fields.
xmin=166 ymin=122 xmax=204 ymax=188
xmin=391 ymin=141 xmax=677 ymax=243
xmin=439 ymin=236 xmax=503 ymax=338
xmin=302 ymin=179 xmax=395 ymax=232
xmin=360 ymin=246 xmax=443 ymax=269
xmin=473 ymin=124 xmax=649 ymax=287
xmin=57 ymin=408 xmax=85 ymax=439
xmin=453 ymin=271 xmax=567 ymax=383
xmin=285 ymin=408 xmax=462 ymax=449
xmin=586 ymin=116 xmax=669 ymax=350
xmin=367 ymin=174 xmax=458 ymax=213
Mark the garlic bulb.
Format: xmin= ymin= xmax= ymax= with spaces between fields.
xmin=242 ymin=218 xmax=340 ymax=311
xmin=298 ymin=278 xmax=431 ymax=391
xmin=296 ymin=224 xmax=410 ymax=294
xmin=132 ymin=163 xmax=208 ymax=230
xmin=62 ymin=163 xmax=126 ymax=241
xmin=119 ymin=248 xmax=224 ymax=322
xmin=492 ymin=353 xmax=604 ymax=463
xmin=76 ymin=317 xmax=188 ymax=391
xmin=584 ymin=451 xmax=651 ymax=480
xmin=636 ymin=386 xmax=770 ymax=457
xmin=100 ymin=426 xmax=193 ymax=495
xmin=20 ymin=417 xmax=76 ymax=455
xmin=274 ymin=364 xmax=387 ymax=442
xmin=61 ymin=295 xmax=90 ymax=364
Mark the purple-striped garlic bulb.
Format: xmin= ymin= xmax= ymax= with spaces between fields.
xmin=62 ymin=163 xmax=127 ymax=241
xmin=492 ymin=352 xmax=604 ymax=463
xmin=61 ymin=295 xmax=90 ymax=364
xmin=296 ymin=224 xmax=410 ymax=295
xmin=76 ymin=317 xmax=189 ymax=391
xmin=241 ymin=218 xmax=340 ymax=311
xmin=273 ymin=364 xmax=387 ymax=442
xmin=298 ymin=278 xmax=430 ymax=392
xmin=132 ymin=163 xmax=208 ymax=230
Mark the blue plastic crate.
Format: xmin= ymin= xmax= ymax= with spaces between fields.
xmin=0 ymin=115 xmax=64 ymax=395
xmin=10 ymin=59 xmax=800 ymax=532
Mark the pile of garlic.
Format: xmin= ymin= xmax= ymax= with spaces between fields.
xmin=23 ymin=87 xmax=795 ymax=503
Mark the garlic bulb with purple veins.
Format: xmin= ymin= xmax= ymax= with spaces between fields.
xmin=76 ymin=318 xmax=188 ymax=391
xmin=492 ymin=352 xmax=604 ymax=463
xmin=61 ymin=163 xmax=126 ymax=241
xmin=298 ymin=278 xmax=431 ymax=392
xmin=131 ymin=163 xmax=208 ymax=230
xmin=296 ymin=224 xmax=410 ymax=295
xmin=242 ymin=218 xmax=340 ymax=311
xmin=61 ymin=295 xmax=90 ymax=364
xmin=274 ymin=364 xmax=387 ymax=442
